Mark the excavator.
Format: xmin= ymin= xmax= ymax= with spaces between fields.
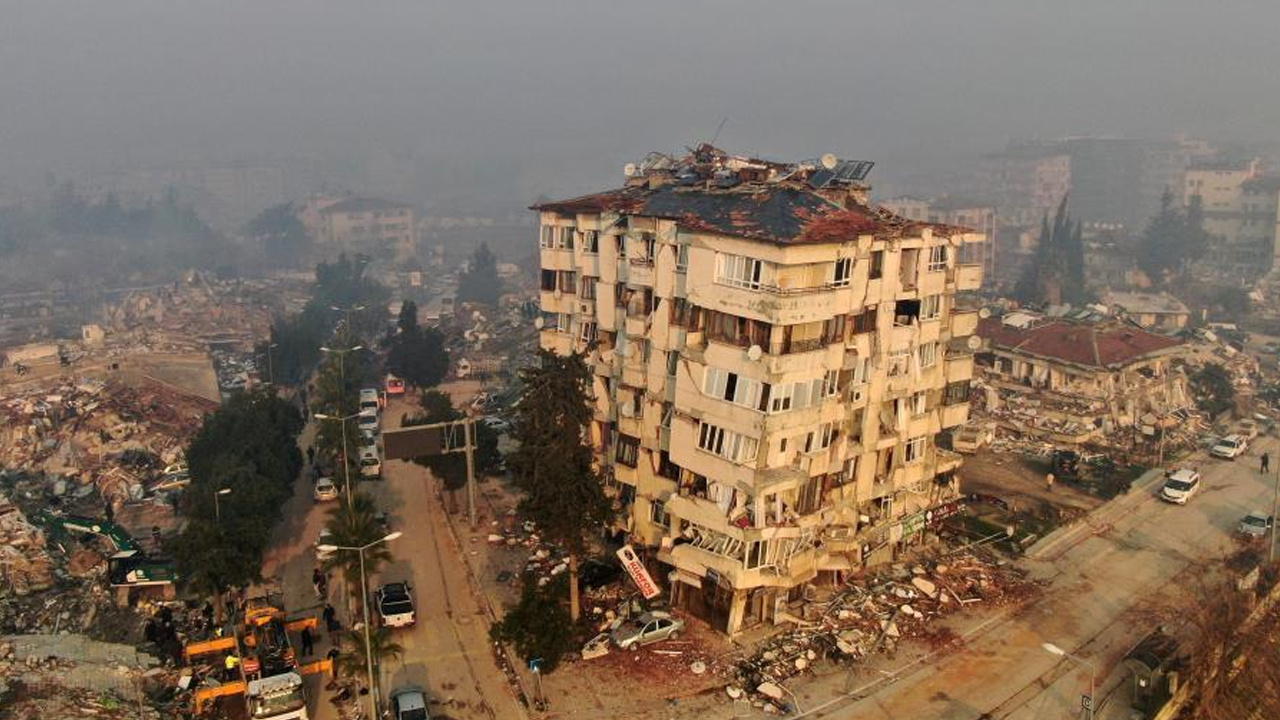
xmin=38 ymin=513 xmax=178 ymax=602
xmin=184 ymin=588 xmax=330 ymax=720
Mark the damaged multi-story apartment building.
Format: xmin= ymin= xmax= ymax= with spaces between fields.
xmin=534 ymin=146 xmax=984 ymax=634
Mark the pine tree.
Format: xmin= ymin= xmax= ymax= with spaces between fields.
xmin=508 ymin=350 xmax=612 ymax=621
xmin=456 ymin=243 xmax=502 ymax=306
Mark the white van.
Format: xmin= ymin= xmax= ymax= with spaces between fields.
xmin=359 ymin=388 xmax=381 ymax=414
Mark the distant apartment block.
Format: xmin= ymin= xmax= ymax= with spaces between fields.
xmin=976 ymin=144 xmax=1071 ymax=227
xmin=535 ymin=145 xmax=984 ymax=634
xmin=299 ymin=196 xmax=418 ymax=259
xmin=1182 ymin=160 xmax=1280 ymax=282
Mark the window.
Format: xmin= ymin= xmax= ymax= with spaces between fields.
xmin=927 ymin=245 xmax=949 ymax=272
xmin=918 ymin=342 xmax=938 ymax=369
xmin=650 ymin=499 xmax=669 ymax=527
xmin=579 ymin=322 xmax=597 ymax=344
xmin=556 ymin=313 xmax=571 ymax=333
xmin=676 ymin=243 xmax=689 ymax=272
xmin=920 ymin=295 xmax=941 ymax=320
xmin=769 ymin=376 xmax=833 ymax=413
xmin=869 ymin=250 xmax=884 ymax=280
xmin=558 ymin=227 xmax=576 ymax=250
xmin=643 ymin=234 xmax=656 ymax=261
xmin=669 ymin=297 xmax=692 ymax=327
xmin=912 ymin=391 xmax=928 ymax=416
xmin=803 ymin=422 xmax=836 ymax=453
xmin=658 ymin=451 xmax=681 ymax=479
xmin=614 ymin=283 xmax=627 ymax=308
xmin=832 ymin=257 xmax=853 ymax=287
xmin=540 ymin=269 xmax=556 ymax=291
xmin=616 ymin=434 xmax=640 ymax=467
xmin=582 ymin=230 xmax=599 ymax=254
xmin=853 ymin=306 xmax=878 ymax=334
xmin=697 ymin=422 xmax=759 ymax=464
xmin=715 ymin=253 xmax=771 ymax=290
xmin=540 ymin=226 xmax=555 ymax=249
xmin=849 ymin=356 xmax=871 ymax=386
xmin=822 ymin=369 xmax=840 ymax=397
xmin=888 ymin=349 xmax=911 ymax=376
xmin=559 ymin=271 xmax=576 ymax=294
xmin=580 ymin=278 xmax=597 ymax=300
xmin=904 ymin=436 xmax=927 ymax=464
xmin=745 ymin=539 xmax=770 ymax=569
xmin=944 ymin=380 xmax=971 ymax=406
xmin=796 ymin=475 xmax=825 ymax=514
xmin=703 ymin=367 xmax=766 ymax=410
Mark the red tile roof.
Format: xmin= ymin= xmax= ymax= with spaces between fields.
xmin=978 ymin=317 xmax=1183 ymax=369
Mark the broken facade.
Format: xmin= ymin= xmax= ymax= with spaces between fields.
xmin=536 ymin=145 xmax=983 ymax=635
xmin=976 ymin=314 xmax=1189 ymax=443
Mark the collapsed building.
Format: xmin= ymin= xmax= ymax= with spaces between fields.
xmin=535 ymin=145 xmax=984 ymax=634
xmin=976 ymin=313 xmax=1189 ymax=444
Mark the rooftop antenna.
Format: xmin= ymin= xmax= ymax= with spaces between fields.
xmin=710 ymin=116 xmax=729 ymax=147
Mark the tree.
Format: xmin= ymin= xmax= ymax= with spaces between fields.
xmin=1191 ymin=363 xmax=1235 ymax=416
xmin=246 ymin=203 xmax=311 ymax=267
xmin=385 ymin=323 xmax=449 ymax=389
xmin=403 ymin=391 xmax=501 ymax=511
xmin=1014 ymin=196 xmax=1090 ymax=306
xmin=338 ymin=627 xmax=404 ymax=697
xmin=456 ymin=243 xmax=502 ymax=306
xmin=508 ymin=350 xmax=612 ymax=620
xmin=1136 ymin=189 xmax=1212 ymax=284
xmin=489 ymin=577 xmax=574 ymax=673
xmin=322 ymin=493 xmax=394 ymax=606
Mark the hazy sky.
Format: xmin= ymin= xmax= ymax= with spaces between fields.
xmin=2 ymin=0 xmax=1277 ymax=211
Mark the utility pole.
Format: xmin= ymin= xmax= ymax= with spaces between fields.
xmin=464 ymin=417 xmax=477 ymax=528
xmin=1271 ymin=454 xmax=1279 ymax=564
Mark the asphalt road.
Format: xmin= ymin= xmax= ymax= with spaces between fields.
xmin=793 ymin=435 xmax=1279 ymax=720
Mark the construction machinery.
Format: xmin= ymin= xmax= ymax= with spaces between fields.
xmin=38 ymin=513 xmax=178 ymax=602
xmin=185 ymin=588 xmax=329 ymax=720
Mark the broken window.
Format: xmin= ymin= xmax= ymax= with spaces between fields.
xmin=579 ymin=322 xmax=597 ymax=344
xmin=944 ymin=380 xmax=971 ymax=406
xmin=796 ymin=475 xmax=825 ymax=515
xmin=616 ymin=434 xmax=640 ymax=467
xmin=904 ymin=436 xmax=927 ymax=464
xmin=894 ymin=299 xmax=921 ymax=327
xmin=869 ymin=250 xmax=884 ymax=280
xmin=888 ymin=349 xmax=911 ymax=376
xmin=650 ymin=499 xmax=669 ymax=527
xmin=852 ymin=306 xmax=878 ymax=335
xmin=669 ymin=297 xmax=691 ymax=327
xmin=745 ymin=539 xmax=770 ymax=569
xmin=912 ymin=391 xmax=928 ymax=416
xmin=832 ymin=257 xmax=853 ymax=287
xmin=803 ymin=422 xmax=836 ymax=453
xmin=920 ymin=295 xmax=941 ymax=320
xmin=658 ymin=450 xmax=681 ymax=479
xmin=900 ymin=248 xmax=919 ymax=289
xmin=697 ymin=422 xmax=759 ymax=464
xmin=703 ymin=366 xmax=766 ymax=410
xmin=927 ymin=245 xmax=949 ymax=272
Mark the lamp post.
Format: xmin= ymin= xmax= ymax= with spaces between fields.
xmin=317 ymin=531 xmax=402 ymax=720
xmin=1043 ymin=642 xmax=1095 ymax=720
xmin=331 ymin=304 xmax=367 ymax=337
xmin=315 ymin=412 xmax=361 ymax=509
xmin=263 ymin=342 xmax=278 ymax=385
xmin=320 ymin=344 xmax=364 ymax=398
xmin=214 ymin=488 xmax=232 ymax=524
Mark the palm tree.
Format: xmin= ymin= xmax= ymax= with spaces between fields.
xmin=338 ymin=627 xmax=404 ymax=699
xmin=322 ymin=492 xmax=393 ymax=608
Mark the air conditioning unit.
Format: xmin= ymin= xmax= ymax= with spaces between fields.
xmin=848 ymin=385 xmax=866 ymax=404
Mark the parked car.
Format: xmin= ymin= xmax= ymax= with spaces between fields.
xmin=610 ymin=611 xmax=685 ymax=650
xmin=357 ymin=409 xmax=380 ymax=435
xmin=359 ymin=445 xmax=382 ymax=479
xmin=375 ymin=582 xmax=417 ymax=628
xmin=385 ymin=374 xmax=407 ymax=397
xmin=1160 ymin=468 xmax=1201 ymax=504
xmin=315 ymin=529 xmax=335 ymax=562
xmin=1210 ymin=434 xmax=1248 ymax=459
xmin=389 ymin=686 xmax=430 ymax=720
xmin=359 ymin=388 xmax=381 ymax=414
xmin=480 ymin=416 xmax=512 ymax=433
xmin=313 ymin=477 xmax=339 ymax=503
xmin=1239 ymin=511 xmax=1275 ymax=538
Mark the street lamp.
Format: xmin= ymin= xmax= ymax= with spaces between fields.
xmin=1042 ymin=642 xmax=1095 ymax=720
xmin=320 ymin=344 xmax=365 ymax=404
xmin=317 ymin=531 xmax=402 ymax=720
xmin=314 ymin=412 xmax=361 ymax=509
xmin=261 ymin=342 xmax=278 ymax=385
xmin=214 ymin=488 xmax=232 ymax=524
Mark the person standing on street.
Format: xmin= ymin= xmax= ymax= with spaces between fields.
xmin=300 ymin=625 xmax=314 ymax=656
xmin=1045 ymin=471 xmax=1055 ymax=493
xmin=1262 ymin=452 xmax=1271 ymax=474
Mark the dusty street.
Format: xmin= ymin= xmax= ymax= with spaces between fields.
xmin=781 ymin=437 xmax=1279 ymax=720
xmin=262 ymin=396 xmax=527 ymax=720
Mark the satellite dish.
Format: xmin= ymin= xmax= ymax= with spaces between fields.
xmin=624 ymin=163 xmax=638 ymax=177
xmin=747 ymin=345 xmax=763 ymax=361
xmin=534 ymin=316 xmax=545 ymax=330
xmin=821 ymin=153 xmax=838 ymax=170
xmin=978 ymin=307 xmax=992 ymax=319
xmin=967 ymin=335 xmax=982 ymax=351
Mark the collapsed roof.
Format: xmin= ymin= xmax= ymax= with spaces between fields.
xmin=978 ymin=316 xmax=1183 ymax=370
xmin=533 ymin=144 xmax=969 ymax=245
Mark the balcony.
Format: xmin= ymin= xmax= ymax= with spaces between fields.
xmin=945 ymin=354 xmax=974 ymax=383
xmin=687 ymin=281 xmax=845 ymax=326
xmin=940 ymin=401 xmax=969 ymax=429
xmin=539 ymin=247 xmax=575 ymax=272
xmin=950 ymin=309 xmax=979 ymax=338
xmin=955 ymin=263 xmax=983 ymax=292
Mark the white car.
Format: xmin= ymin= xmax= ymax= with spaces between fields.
xmin=359 ymin=445 xmax=382 ymax=478
xmin=375 ymin=582 xmax=417 ymax=628
xmin=357 ymin=409 xmax=380 ymax=435
xmin=1210 ymin=434 xmax=1248 ymax=459
xmin=359 ymin=388 xmax=381 ymax=414
xmin=1160 ymin=468 xmax=1201 ymax=504
xmin=313 ymin=477 xmax=339 ymax=503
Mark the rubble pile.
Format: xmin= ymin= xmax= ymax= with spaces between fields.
xmin=729 ymin=549 xmax=1041 ymax=711
xmin=0 ymin=635 xmax=165 ymax=720
xmin=103 ymin=275 xmax=274 ymax=350
xmin=0 ymin=492 xmax=55 ymax=595
xmin=0 ymin=377 xmax=213 ymax=511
